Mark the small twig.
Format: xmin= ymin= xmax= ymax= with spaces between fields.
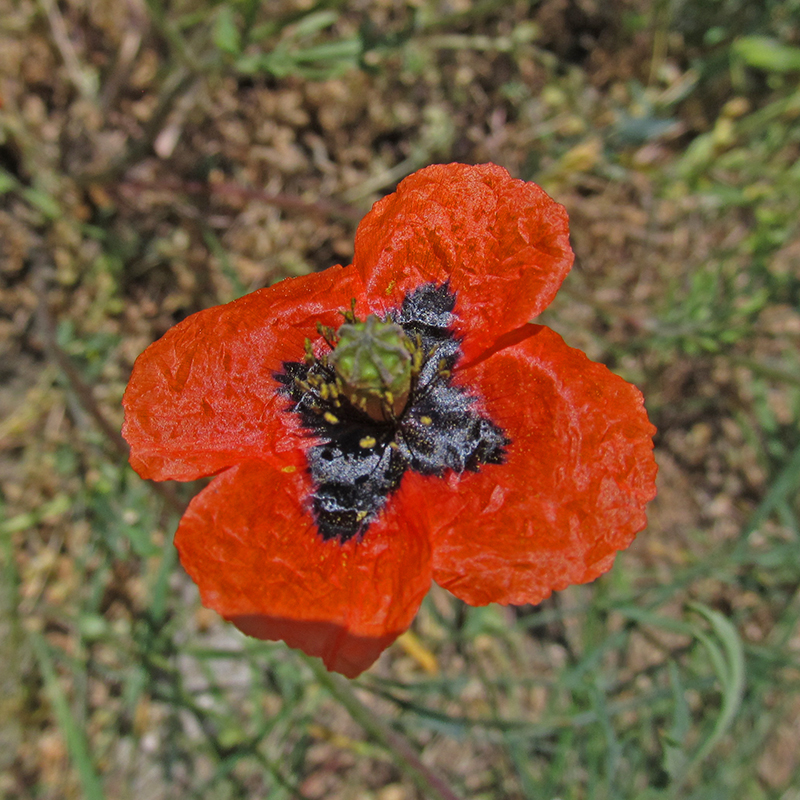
xmin=118 ymin=176 xmax=364 ymax=222
xmin=303 ymin=655 xmax=465 ymax=800
xmin=99 ymin=25 xmax=145 ymax=112
xmin=38 ymin=0 xmax=97 ymax=101
xmin=76 ymin=68 xmax=197 ymax=185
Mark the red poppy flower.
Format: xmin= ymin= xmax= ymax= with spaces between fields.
xmin=123 ymin=163 xmax=657 ymax=678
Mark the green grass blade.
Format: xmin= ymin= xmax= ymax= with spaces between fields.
xmin=742 ymin=441 xmax=800 ymax=538
xmin=29 ymin=632 xmax=106 ymax=800
xmin=662 ymin=660 xmax=691 ymax=780
xmin=683 ymin=603 xmax=746 ymax=782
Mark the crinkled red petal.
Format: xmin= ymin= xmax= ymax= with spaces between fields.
xmin=174 ymin=459 xmax=433 ymax=678
xmin=122 ymin=265 xmax=361 ymax=481
xmin=353 ymin=163 xmax=573 ymax=361
xmin=428 ymin=325 xmax=658 ymax=606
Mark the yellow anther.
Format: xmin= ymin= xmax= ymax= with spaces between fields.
xmin=420 ymin=415 xmax=432 ymax=426
xmin=323 ymin=411 xmax=339 ymax=425
xmin=319 ymin=383 xmax=330 ymax=400
xmin=359 ymin=436 xmax=377 ymax=449
xmin=356 ymin=510 xmax=368 ymax=521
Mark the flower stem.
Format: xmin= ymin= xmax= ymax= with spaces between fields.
xmin=302 ymin=655 xmax=464 ymax=800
